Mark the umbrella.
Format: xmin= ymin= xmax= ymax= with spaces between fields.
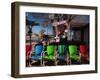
xmin=26 ymin=19 xmax=39 ymax=26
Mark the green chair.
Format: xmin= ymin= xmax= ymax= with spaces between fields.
xmin=68 ymin=45 xmax=80 ymax=64
xmin=58 ymin=45 xmax=67 ymax=60
xmin=57 ymin=45 xmax=67 ymax=65
xmin=43 ymin=45 xmax=56 ymax=65
xmin=44 ymin=45 xmax=55 ymax=60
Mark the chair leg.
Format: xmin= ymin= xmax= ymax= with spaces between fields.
xmin=42 ymin=56 xmax=45 ymax=66
xmin=70 ymin=59 xmax=71 ymax=65
xmin=41 ymin=52 xmax=45 ymax=66
xmin=40 ymin=58 xmax=43 ymax=66
xmin=67 ymin=53 xmax=71 ymax=65
xmin=55 ymin=59 xmax=57 ymax=66
xmin=70 ymin=56 xmax=72 ymax=65
xmin=42 ymin=60 xmax=45 ymax=66
xmin=66 ymin=53 xmax=70 ymax=65
xmin=55 ymin=49 xmax=58 ymax=66
xmin=79 ymin=52 xmax=82 ymax=64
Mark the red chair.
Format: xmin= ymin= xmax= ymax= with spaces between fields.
xmin=80 ymin=45 xmax=88 ymax=55
xmin=26 ymin=45 xmax=32 ymax=66
xmin=80 ymin=45 xmax=89 ymax=64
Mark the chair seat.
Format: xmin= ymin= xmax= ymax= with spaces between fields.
xmin=31 ymin=55 xmax=41 ymax=60
xmin=70 ymin=54 xmax=80 ymax=61
xmin=44 ymin=55 xmax=55 ymax=61
xmin=58 ymin=55 xmax=66 ymax=60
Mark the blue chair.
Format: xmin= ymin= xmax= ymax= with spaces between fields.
xmin=31 ymin=43 xmax=43 ymax=61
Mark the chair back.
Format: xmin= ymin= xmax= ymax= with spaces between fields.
xmin=47 ymin=45 xmax=55 ymax=56
xmin=34 ymin=44 xmax=43 ymax=55
xmin=58 ymin=45 xmax=66 ymax=56
xmin=26 ymin=45 xmax=32 ymax=55
xmin=68 ymin=45 xmax=77 ymax=56
xmin=80 ymin=45 xmax=88 ymax=55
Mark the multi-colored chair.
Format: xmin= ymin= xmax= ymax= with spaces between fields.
xmin=57 ymin=45 xmax=67 ymax=65
xmin=68 ymin=45 xmax=81 ymax=64
xmin=80 ymin=44 xmax=89 ymax=64
xmin=31 ymin=43 xmax=43 ymax=65
xmin=43 ymin=45 xmax=56 ymax=65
